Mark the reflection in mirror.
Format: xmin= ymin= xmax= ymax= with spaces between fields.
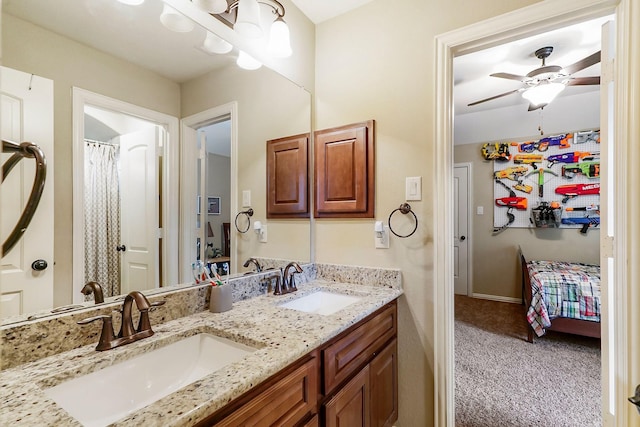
xmin=1 ymin=0 xmax=311 ymax=325
xmin=82 ymin=104 xmax=163 ymax=299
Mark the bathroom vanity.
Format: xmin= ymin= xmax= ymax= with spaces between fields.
xmin=0 ymin=265 xmax=402 ymax=427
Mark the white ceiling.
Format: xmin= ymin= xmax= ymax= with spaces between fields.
xmin=454 ymin=15 xmax=613 ymax=116
xmin=4 ymin=1 xmax=611 ymax=118
xmin=290 ymin=0 xmax=375 ymax=24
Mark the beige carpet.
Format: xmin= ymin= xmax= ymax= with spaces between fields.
xmin=455 ymin=295 xmax=601 ymax=427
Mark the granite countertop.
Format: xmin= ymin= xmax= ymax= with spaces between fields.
xmin=0 ymin=279 xmax=402 ymax=426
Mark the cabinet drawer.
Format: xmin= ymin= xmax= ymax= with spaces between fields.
xmin=212 ymin=356 xmax=318 ymax=427
xmin=323 ymin=302 xmax=397 ymax=394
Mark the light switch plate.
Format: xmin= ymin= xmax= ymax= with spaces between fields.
xmin=242 ymin=190 xmax=251 ymax=207
xmin=259 ymin=224 xmax=267 ymax=243
xmin=477 ymin=206 xmax=484 ymax=215
xmin=406 ymin=176 xmax=422 ymax=201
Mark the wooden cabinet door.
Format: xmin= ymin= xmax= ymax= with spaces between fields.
xmin=205 ymin=356 xmax=318 ymax=427
xmin=324 ymin=365 xmax=370 ymax=427
xmin=370 ymin=339 xmax=398 ymax=427
xmin=267 ymin=133 xmax=309 ymax=218
xmin=314 ymin=120 xmax=374 ymax=218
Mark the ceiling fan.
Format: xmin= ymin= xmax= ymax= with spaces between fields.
xmin=468 ymin=46 xmax=601 ymax=111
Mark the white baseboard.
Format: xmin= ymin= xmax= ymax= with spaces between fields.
xmin=471 ymin=293 xmax=521 ymax=304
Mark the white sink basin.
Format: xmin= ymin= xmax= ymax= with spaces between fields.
xmin=44 ymin=333 xmax=257 ymax=427
xmin=279 ymin=291 xmax=362 ymax=315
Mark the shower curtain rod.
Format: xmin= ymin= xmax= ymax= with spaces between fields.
xmin=85 ymin=138 xmax=118 ymax=146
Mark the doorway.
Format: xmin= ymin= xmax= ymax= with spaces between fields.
xmin=72 ymin=88 xmax=179 ymax=304
xmin=434 ymin=1 xmax=633 ymax=425
xmin=179 ymin=102 xmax=238 ymax=283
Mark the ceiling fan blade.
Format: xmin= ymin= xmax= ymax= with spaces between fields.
xmin=467 ymin=89 xmax=522 ymax=106
xmin=563 ymin=51 xmax=601 ymax=74
xmin=490 ymin=72 xmax=528 ymax=82
xmin=566 ymin=76 xmax=600 ymax=86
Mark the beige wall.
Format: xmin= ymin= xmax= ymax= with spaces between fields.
xmin=314 ymin=0 xmax=540 ymax=425
xmin=2 ymin=14 xmax=181 ymax=306
xmin=181 ymin=65 xmax=312 ymax=266
xmin=206 ymin=153 xmax=231 ymax=252
xmin=455 ymin=143 xmax=600 ymax=299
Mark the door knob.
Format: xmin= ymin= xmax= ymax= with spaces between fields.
xmin=116 ymin=245 xmax=126 ymax=252
xmin=31 ymin=259 xmax=48 ymax=271
xmin=629 ymin=384 xmax=640 ymax=414
xmin=460 ymin=236 xmax=466 ymax=241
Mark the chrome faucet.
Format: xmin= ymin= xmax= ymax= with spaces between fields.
xmin=81 ymin=281 xmax=104 ymax=304
xmin=78 ymin=291 xmax=165 ymax=351
xmin=243 ymin=257 xmax=263 ymax=273
xmin=281 ymin=262 xmax=303 ymax=293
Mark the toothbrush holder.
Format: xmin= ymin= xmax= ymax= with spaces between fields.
xmin=209 ymin=284 xmax=233 ymax=313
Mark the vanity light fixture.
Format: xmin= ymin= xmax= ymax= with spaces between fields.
xmin=193 ymin=0 xmax=293 ymax=59
xmin=202 ymin=31 xmax=233 ymax=54
xmin=237 ymin=50 xmax=262 ymax=70
xmin=160 ymin=3 xmax=195 ymax=32
xmin=193 ymin=0 xmax=228 ymax=14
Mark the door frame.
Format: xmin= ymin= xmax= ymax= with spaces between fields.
xmin=179 ymin=102 xmax=238 ymax=283
xmin=434 ymin=0 xmax=638 ymax=426
xmin=453 ymin=162 xmax=472 ymax=297
xmin=71 ymin=88 xmax=179 ymax=303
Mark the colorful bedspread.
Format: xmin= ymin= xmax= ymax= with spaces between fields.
xmin=525 ymin=260 xmax=601 ymax=337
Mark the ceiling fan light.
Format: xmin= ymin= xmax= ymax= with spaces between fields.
xmin=268 ymin=17 xmax=292 ymax=58
xmin=202 ymin=31 xmax=233 ymax=54
xmin=234 ymin=0 xmax=262 ymax=39
xmin=160 ymin=4 xmax=195 ymax=33
xmin=193 ymin=0 xmax=228 ymax=14
xmin=237 ymin=50 xmax=262 ymax=70
xmin=522 ymin=82 xmax=565 ymax=107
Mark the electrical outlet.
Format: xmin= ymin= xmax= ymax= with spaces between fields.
xmin=259 ymin=224 xmax=267 ymax=243
xmin=477 ymin=206 xmax=484 ymax=215
xmin=375 ymin=225 xmax=389 ymax=249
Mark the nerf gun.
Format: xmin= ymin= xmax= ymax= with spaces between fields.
xmin=574 ymin=130 xmax=600 ymax=144
xmin=493 ymin=179 xmax=527 ymax=234
xmin=518 ymin=133 xmax=573 ymax=153
xmin=493 ymin=166 xmax=532 ymax=193
xmin=561 ymin=216 xmax=600 ymax=234
xmin=561 ymin=161 xmax=600 ymax=179
xmin=514 ymin=153 xmax=544 ymax=170
xmin=481 ymin=142 xmax=511 ymax=162
xmin=565 ymin=204 xmax=600 ymax=213
xmin=546 ymin=151 xmax=599 ymax=167
xmin=555 ymin=183 xmax=600 ymax=203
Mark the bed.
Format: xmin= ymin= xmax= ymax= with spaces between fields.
xmin=519 ymin=246 xmax=601 ymax=343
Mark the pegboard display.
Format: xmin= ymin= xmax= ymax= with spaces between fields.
xmin=486 ymin=130 xmax=601 ymax=234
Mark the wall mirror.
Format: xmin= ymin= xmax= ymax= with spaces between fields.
xmin=1 ymin=0 xmax=311 ymax=324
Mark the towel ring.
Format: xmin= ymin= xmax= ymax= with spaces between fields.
xmin=234 ymin=208 xmax=254 ymax=233
xmin=388 ymin=203 xmax=418 ymax=238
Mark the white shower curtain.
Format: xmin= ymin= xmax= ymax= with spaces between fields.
xmin=84 ymin=141 xmax=121 ymax=298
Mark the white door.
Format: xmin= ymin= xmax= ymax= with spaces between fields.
xmin=0 ymin=67 xmax=54 ymax=318
xmin=454 ymin=164 xmax=470 ymax=295
xmin=118 ymin=127 xmax=159 ymax=293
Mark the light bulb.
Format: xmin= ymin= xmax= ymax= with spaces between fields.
xmin=234 ymin=0 xmax=262 ymax=38
xmin=202 ymin=32 xmax=233 ymax=54
xmin=237 ymin=51 xmax=262 ymax=70
xmin=522 ymin=82 xmax=565 ymax=107
xmin=268 ymin=16 xmax=292 ymax=58
xmin=160 ymin=4 xmax=195 ymax=33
